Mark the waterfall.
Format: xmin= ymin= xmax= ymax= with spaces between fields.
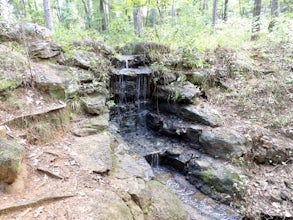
xmin=125 ymin=59 xmax=129 ymax=69
xmin=151 ymin=153 xmax=159 ymax=168
xmin=110 ymin=57 xmax=151 ymax=132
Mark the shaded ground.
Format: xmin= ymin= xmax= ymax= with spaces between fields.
xmin=205 ymin=43 xmax=293 ymax=218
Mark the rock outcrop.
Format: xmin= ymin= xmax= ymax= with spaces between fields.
xmin=0 ymin=45 xmax=27 ymax=96
xmin=199 ymin=129 xmax=249 ymax=159
xmin=0 ymin=139 xmax=25 ymax=184
xmin=29 ymin=41 xmax=62 ymax=59
xmin=70 ymin=132 xmax=112 ymax=174
xmin=0 ymin=22 xmax=52 ymax=43
xmin=186 ymin=155 xmax=247 ymax=201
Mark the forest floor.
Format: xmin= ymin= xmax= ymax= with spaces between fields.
xmin=205 ymin=42 xmax=293 ymax=218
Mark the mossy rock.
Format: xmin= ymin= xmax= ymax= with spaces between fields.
xmin=0 ymin=45 xmax=27 ymax=96
xmin=146 ymin=180 xmax=188 ymax=220
xmin=187 ymin=155 xmax=248 ymax=200
xmin=33 ymin=64 xmax=80 ymax=99
xmin=0 ymin=139 xmax=25 ymax=184
xmin=118 ymin=42 xmax=170 ymax=55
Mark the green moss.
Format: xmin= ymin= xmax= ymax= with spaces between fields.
xmin=0 ymin=139 xmax=25 ymax=182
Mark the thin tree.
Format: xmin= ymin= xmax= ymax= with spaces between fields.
xmin=55 ymin=0 xmax=62 ymax=22
xmin=100 ymin=0 xmax=109 ymax=31
xmin=212 ymin=0 xmax=218 ymax=27
xmin=268 ymin=0 xmax=280 ymax=31
xmin=43 ymin=0 xmax=53 ymax=31
xmin=202 ymin=0 xmax=208 ymax=12
xmin=172 ymin=0 xmax=176 ymax=24
xmin=151 ymin=8 xmax=156 ymax=27
xmin=21 ymin=0 xmax=27 ymax=17
xmin=251 ymin=0 xmax=261 ymax=40
xmin=82 ymin=0 xmax=92 ymax=29
xmin=133 ymin=7 xmax=143 ymax=37
xmin=223 ymin=0 xmax=228 ymax=21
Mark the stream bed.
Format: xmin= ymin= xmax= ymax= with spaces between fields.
xmin=109 ymin=60 xmax=242 ymax=219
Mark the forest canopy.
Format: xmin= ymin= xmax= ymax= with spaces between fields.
xmin=0 ymin=0 xmax=292 ymax=49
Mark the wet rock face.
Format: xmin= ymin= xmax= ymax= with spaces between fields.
xmin=186 ymin=155 xmax=248 ymax=201
xmin=0 ymin=139 xmax=25 ymax=184
xmin=146 ymin=112 xmax=203 ymax=142
xmin=112 ymin=55 xmax=149 ymax=69
xmin=110 ymin=65 xmax=152 ymax=133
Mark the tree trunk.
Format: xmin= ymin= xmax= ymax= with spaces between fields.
xmin=43 ymin=0 xmax=53 ymax=31
xmin=21 ymin=0 xmax=27 ymax=17
xmin=268 ymin=0 xmax=279 ymax=31
xmin=223 ymin=0 xmax=228 ymax=21
xmin=172 ymin=0 xmax=176 ymax=21
xmin=251 ymin=0 xmax=261 ymax=40
xmin=212 ymin=0 xmax=218 ymax=27
xmin=34 ymin=0 xmax=38 ymax=10
xmin=133 ymin=7 xmax=144 ymax=37
xmin=100 ymin=0 xmax=109 ymax=31
xmin=202 ymin=0 xmax=208 ymax=13
xmin=151 ymin=8 xmax=156 ymax=27
xmin=82 ymin=0 xmax=92 ymax=29
xmin=55 ymin=0 xmax=62 ymax=22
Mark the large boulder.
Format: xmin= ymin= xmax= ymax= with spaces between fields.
xmin=252 ymin=135 xmax=293 ymax=164
xmin=154 ymin=81 xmax=201 ymax=104
xmin=199 ymin=128 xmax=249 ymax=159
xmin=145 ymin=180 xmax=188 ymax=220
xmin=29 ymin=41 xmax=62 ymax=59
xmin=0 ymin=139 xmax=25 ymax=184
xmin=179 ymin=104 xmax=222 ymax=127
xmin=111 ymin=153 xmax=154 ymax=180
xmin=70 ymin=132 xmax=112 ymax=174
xmin=0 ymin=45 xmax=27 ymax=96
xmin=186 ymin=155 xmax=248 ymax=201
xmin=81 ymin=95 xmax=107 ymax=115
xmin=58 ymin=50 xmax=111 ymax=79
xmin=109 ymin=177 xmax=153 ymax=215
xmin=71 ymin=114 xmax=109 ymax=137
xmin=33 ymin=63 xmax=80 ymax=99
xmin=159 ymin=103 xmax=223 ymax=127
xmin=146 ymin=112 xmax=203 ymax=144
xmin=91 ymin=189 xmax=133 ymax=220
xmin=0 ymin=22 xmax=52 ymax=43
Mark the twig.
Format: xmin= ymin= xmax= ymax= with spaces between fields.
xmin=268 ymin=157 xmax=293 ymax=173
xmin=36 ymin=167 xmax=64 ymax=180
xmin=0 ymin=194 xmax=75 ymax=214
xmin=16 ymin=208 xmax=32 ymax=220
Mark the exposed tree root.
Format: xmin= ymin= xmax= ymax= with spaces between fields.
xmin=0 ymin=194 xmax=75 ymax=214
